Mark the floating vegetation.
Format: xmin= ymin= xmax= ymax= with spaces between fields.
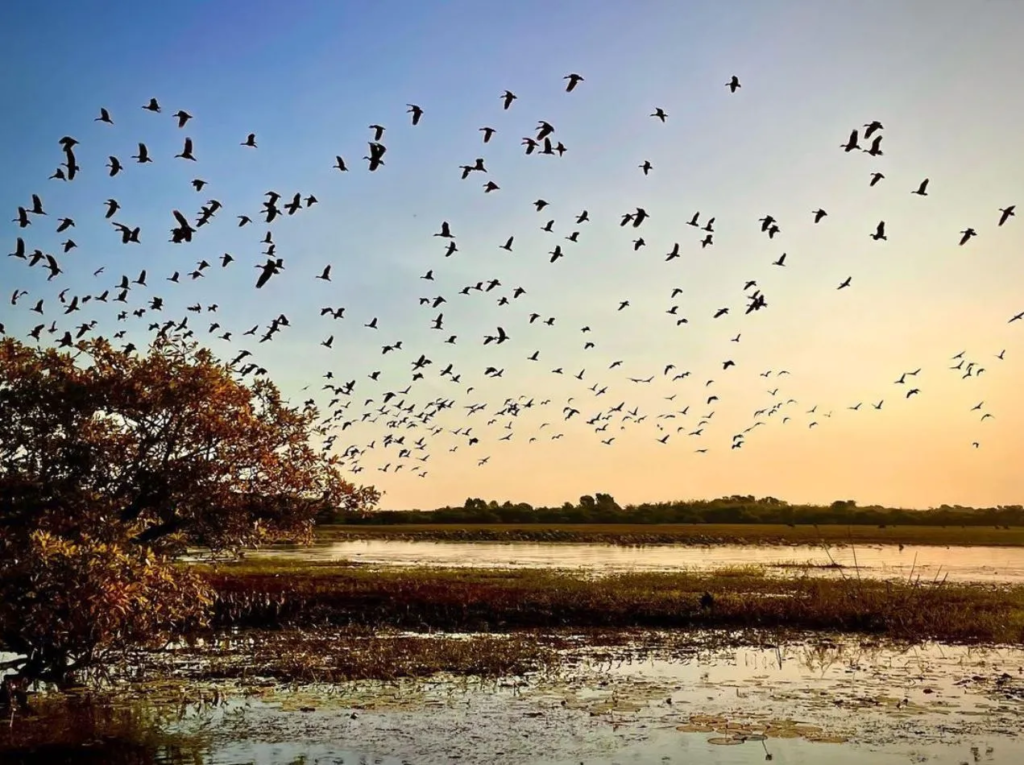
xmin=4 ymin=636 xmax=1024 ymax=764
xmin=675 ymin=715 xmax=845 ymax=746
xmin=139 ymin=627 xmax=563 ymax=684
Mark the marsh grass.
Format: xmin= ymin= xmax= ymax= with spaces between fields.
xmin=145 ymin=627 xmax=563 ymax=683
xmin=202 ymin=561 xmax=1024 ymax=644
xmin=313 ymin=523 xmax=1024 ymax=547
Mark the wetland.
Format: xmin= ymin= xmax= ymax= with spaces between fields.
xmin=6 ymin=536 xmax=1024 ymax=764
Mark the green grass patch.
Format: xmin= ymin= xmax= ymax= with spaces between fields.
xmin=312 ymin=523 xmax=1024 ymax=547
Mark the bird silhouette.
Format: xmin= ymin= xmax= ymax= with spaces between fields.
xmin=175 ymin=137 xmax=196 ymax=161
xmin=5 ymin=62 xmax=1021 ymax=494
xmin=132 ymin=143 xmax=152 ymax=163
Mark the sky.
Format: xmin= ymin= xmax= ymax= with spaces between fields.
xmin=2 ymin=0 xmax=1023 ymax=511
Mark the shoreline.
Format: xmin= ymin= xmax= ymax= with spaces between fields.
xmin=311 ymin=522 xmax=1024 ymax=547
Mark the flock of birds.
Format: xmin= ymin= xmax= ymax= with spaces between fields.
xmin=3 ymin=72 xmax=1021 ymax=493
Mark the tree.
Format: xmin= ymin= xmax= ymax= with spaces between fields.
xmin=0 ymin=336 xmax=378 ymax=689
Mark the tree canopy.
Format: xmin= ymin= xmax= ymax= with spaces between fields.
xmin=326 ymin=494 xmax=1024 ymax=527
xmin=0 ymin=336 xmax=377 ymax=687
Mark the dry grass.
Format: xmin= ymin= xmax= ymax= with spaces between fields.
xmin=149 ymin=627 xmax=563 ymax=683
xmin=313 ymin=523 xmax=1024 ymax=547
xmin=201 ymin=560 xmax=1024 ymax=644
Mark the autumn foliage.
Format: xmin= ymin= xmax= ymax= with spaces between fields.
xmin=0 ymin=335 xmax=377 ymax=687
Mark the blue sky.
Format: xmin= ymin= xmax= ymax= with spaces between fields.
xmin=3 ymin=1 xmax=1024 ymax=510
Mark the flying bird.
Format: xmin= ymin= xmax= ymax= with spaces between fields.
xmin=863 ymin=120 xmax=883 ymax=139
xmin=175 ymin=137 xmax=196 ymax=161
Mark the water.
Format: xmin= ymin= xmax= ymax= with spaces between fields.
xmin=11 ymin=541 xmax=1024 ymax=762
xmin=252 ymin=539 xmax=1024 ymax=584
xmin=4 ymin=637 xmax=1023 ymax=764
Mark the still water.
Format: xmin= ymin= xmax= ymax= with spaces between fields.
xmin=4 ymin=637 xmax=1023 ymax=764
xmin=253 ymin=539 xmax=1024 ymax=584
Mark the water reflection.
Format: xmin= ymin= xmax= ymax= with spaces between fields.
xmin=3 ymin=637 xmax=1022 ymax=764
xmin=253 ymin=539 xmax=1024 ymax=584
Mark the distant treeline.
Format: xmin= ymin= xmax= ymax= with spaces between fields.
xmin=320 ymin=493 xmax=1024 ymax=527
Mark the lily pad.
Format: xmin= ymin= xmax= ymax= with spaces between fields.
xmin=707 ymin=736 xmax=744 ymax=745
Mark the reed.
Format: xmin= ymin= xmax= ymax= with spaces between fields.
xmin=201 ymin=561 xmax=1024 ymax=644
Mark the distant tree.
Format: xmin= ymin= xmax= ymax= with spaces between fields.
xmin=0 ymin=336 xmax=377 ymax=689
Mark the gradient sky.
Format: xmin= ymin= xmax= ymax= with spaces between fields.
xmin=2 ymin=1 xmax=1023 ymax=511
